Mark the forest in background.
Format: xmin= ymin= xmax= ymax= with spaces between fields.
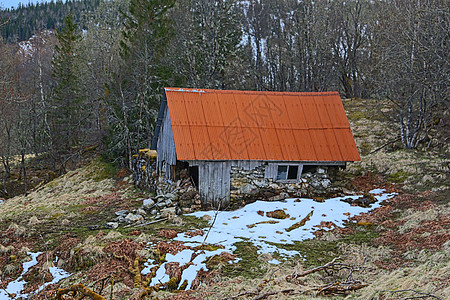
xmin=0 ymin=0 xmax=102 ymax=42
xmin=0 ymin=0 xmax=448 ymax=198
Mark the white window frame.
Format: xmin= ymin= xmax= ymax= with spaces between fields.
xmin=275 ymin=164 xmax=302 ymax=182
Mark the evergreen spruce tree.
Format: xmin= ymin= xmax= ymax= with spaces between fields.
xmin=106 ymin=0 xmax=175 ymax=167
xmin=170 ymin=0 xmax=243 ymax=89
xmin=50 ymin=13 xmax=84 ymax=169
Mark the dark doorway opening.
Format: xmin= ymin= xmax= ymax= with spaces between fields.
xmin=189 ymin=166 xmax=199 ymax=188
xmin=302 ymin=165 xmax=317 ymax=175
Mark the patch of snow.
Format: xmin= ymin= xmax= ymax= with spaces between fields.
xmin=0 ymin=252 xmax=42 ymax=298
xmin=369 ymin=188 xmax=386 ymax=194
xmin=141 ymin=261 xmax=158 ymax=275
xmin=145 ymin=248 xmax=226 ymax=289
xmin=177 ymin=194 xmax=395 ymax=253
xmin=36 ymin=265 xmax=71 ymax=294
xmin=0 ymin=253 xmax=71 ymax=298
xmin=164 ymin=88 xmax=206 ymax=93
xmin=179 ymin=249 xmax=225 ymax=290
xmin=268 ymin=259 xmax=282 ymax=265
xmin=150 ymin=263 xmax=170 ymax=286
xmin=144 ymin=191 xmax=396 ymax=290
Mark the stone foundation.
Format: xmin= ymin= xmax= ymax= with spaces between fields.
xmin=133 ymin=154 xmax=343 ymax=212
xmin=229 ymin=164 xmax=340 ymax=208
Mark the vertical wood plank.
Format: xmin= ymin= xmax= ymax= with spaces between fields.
xmin=223 ymin=161 xmax=231 ymax=208
xmin=208 ymin=163 xmax=214 ymax=208
xmin=157 ymin=109 xmax=177 ymax=172
xmin=199 ymin=163 xmax=208 ymax=207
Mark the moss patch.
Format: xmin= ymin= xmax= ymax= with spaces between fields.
xmin=221 ymin=241 xmax=266 ymax=279
xmin=341 ymin=226 xmax=379 ymax=245
xmin=268 ymin=239 xmax=339 ymax=268
xmin=90 ymin=158 xmax=118 ymax=182
xmin=180 ymin=215 xmax=210 ymax=229
xmin=388 ymin=170 xmax=411 ymax=183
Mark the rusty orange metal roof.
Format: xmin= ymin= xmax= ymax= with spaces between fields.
xmin=165 ymin=88 xmax=360 ymax=162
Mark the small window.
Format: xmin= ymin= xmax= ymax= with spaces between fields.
xmin=276 ymin=165 xmax=299 ymax=181
xmin=287 ymin=165 xmax=299 ymax=180
xmin=276 ymin=165 xmax=288 ymax=180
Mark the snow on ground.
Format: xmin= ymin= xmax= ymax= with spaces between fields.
xmin=144 ymin=190 xmax=396 ymax=289
xmin=0 ymin=252 xmax=71 ymax=299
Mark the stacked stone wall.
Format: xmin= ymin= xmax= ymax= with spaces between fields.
xmin=133 ymin=152 xmax=343 ymax=212
xmin=229 ymin=164 xmax=339 ymax=207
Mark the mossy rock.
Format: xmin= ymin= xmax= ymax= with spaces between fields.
xmin=266 ymin=209 xmax=290 ymax=219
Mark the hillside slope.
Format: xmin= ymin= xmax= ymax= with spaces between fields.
xmin=0 ymin=98 xmax=448 ymax=300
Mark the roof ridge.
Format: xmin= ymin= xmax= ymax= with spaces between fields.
xmin=165 ymin=87 xmax=339 ymax=97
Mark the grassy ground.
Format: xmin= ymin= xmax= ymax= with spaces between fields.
xmin=0 ymin=98 xmax=448 ymax=299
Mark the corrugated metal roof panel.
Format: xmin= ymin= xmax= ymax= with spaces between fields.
xmin=284 ymin=95 xmax=308 ymax=129
xmin=314 ymin=96 xmax=333 ymax=129
xmin=172 ymin=125 xmax=195 ymax=160
xmin=302 ymin=95 xmax=322 ymax=129
xmin=323 ymin=129 xmax=343 ymax=161
xmin=292 ymin=129 xmax=318 ymax=161
xmin=200 ymin=92 xmax=223 ymax=127
xmin=234 ymin=93 xmax=259 ymax=128
xmin=277 ymin=129 xmax=301 ymax=161
xmin=167 ymin=91 xmax=189 ymax=126
xmin=259 ymin=127 xmax=283 ymax=160
xmin=324 ymin=95 xmax=350 ymax=128
xmin=164 ymin=88 xmax=360 ymax=162
xmin=183 ymin=92 xmax=206 ymax=126
xmin=334 ymin=128 xmax=361 ymax=161
xmin=207 ymin=126 xmax=232 ymax=160
xmin=309 ymin=129 xmax=334 ymax=161
xmin=190 ymin=126 xmax=213 ymax=160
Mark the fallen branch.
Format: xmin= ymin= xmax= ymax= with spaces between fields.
xmin=383 ymin=289 xmax=443 ymax=300
xmin=230 ymin=256 xmax=369 ymax=299
xmin=225 ymin=289 xmax=298 ymax=300
xmin=368 ymin=137 xmax=402 ymax=154
xmin=286 ymin=210 xmax=313 ymax=232
xmin=252 ymin=289 xmax=296 ymax=300
xmin=93 ymin=275 xmax=111 ymax=295
xmin=314 ymin=281 xmax=368 ymax=295
xmin=55 ymin=283 xmax=106 ymax=300
xmin=286 ymin=257 xmax=341 ymax=281
xmin=125 ymin=217 xmax=168 ymax=228
xmin=226 ymin=291 xmax=258 ymax=299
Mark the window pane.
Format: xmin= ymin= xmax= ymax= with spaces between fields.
xmin=287 ymin=165 xmax=299 ymax=180
xmin=277 ymin=165 xmax=288 ymax=180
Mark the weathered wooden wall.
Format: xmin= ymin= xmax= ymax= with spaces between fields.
xmin=156 ymin=108 xmax=177 ymax=180
xmin=187 ymin=160 xmax=346 ymax=208
xmin=195 ymin=161 xmax=231 ymax=209
xmin=188 ymin=160 xmax=267 ymax=208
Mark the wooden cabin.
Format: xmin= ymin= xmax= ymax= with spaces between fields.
xmin=151 ymin=88 xmax=360 ymax=208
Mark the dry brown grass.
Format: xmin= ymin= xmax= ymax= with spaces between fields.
xmin=344 ymin=98 xmax=450 ymax=193
xmin=354 ymin=241 xmax=450 ymax=299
